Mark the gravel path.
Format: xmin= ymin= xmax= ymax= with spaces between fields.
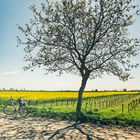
xmin=0 ymin=113 xmax=140 ymax=140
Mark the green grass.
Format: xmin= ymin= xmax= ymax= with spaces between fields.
xmin=25 ymin=101 xmax=140 ymax=127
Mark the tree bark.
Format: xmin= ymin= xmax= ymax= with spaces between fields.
xmin=76 ymin=73 xmax=89 ymax=115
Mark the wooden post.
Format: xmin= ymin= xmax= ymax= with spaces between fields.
xmin=90 ymin=103 xmax=92 ymax=110
xmin=94 ymin=100 xmax=96 ymax=108
xmin=66 ymin=100 xmax=69 ymax=107
xmin=109 ymin=101 xmax=111 ymax=107
xmin=56 ymin=99 xmax=57 ymax=106
xmin=122 ymin=104 xmax=124 ymax=114
xmin=28 ymin=100 xmax=31 ymax=106
xmin=128 ymin=103 xmax=130 ymax=112
xmin=51 ymin=100 xmax=53 ymax=107
xmin=73 ymin=99 xmax=75 ymax=107
xmin=71 ymin=99 xmax=73 ymax=105
xmin=85 ymin=102 xmax=88 ymax=110
xmin=36 ymin=100 xmax=38 ymax=106
xmin=61 ymin=99 xmax=63 ymax=105
xmin=105 ymin=101 xmax=108 ymax=108
xmin=43 ymin=101 xmax=46 ymax=108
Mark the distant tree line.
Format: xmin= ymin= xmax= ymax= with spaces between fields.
xmin=0 ymin=88 xmax=140 ymax=92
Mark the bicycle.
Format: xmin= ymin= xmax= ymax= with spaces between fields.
xmin=3 ymin=98 xmax=28 ymax=118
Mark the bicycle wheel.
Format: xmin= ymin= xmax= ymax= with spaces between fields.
xmin=3 ymin=105 xmax=16 ymax=115
xmin=19 ymin=106 xmax=28 ymax=117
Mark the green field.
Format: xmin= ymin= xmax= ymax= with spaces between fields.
xmin=0 ymin=91 xmax=140 ymax=126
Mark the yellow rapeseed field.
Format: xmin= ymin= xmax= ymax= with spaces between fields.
xmin=0 ymin=91 xmax=138 ymax=101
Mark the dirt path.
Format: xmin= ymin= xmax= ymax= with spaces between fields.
xmin=0 ymin=113 xmax=140 ymax=140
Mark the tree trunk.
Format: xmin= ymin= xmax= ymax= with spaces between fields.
xmin=76 ymin=73 xmax=89 ymax=115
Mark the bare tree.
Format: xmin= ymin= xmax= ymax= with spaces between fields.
xmin=17 ymin=0 xmax=140 ymax=114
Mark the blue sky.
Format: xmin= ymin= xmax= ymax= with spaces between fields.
xmin=0 ymin=0 xmax=140 ymax=91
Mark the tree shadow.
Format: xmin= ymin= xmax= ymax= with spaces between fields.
xmin=48 ymin=121 xmax=93 ymax=140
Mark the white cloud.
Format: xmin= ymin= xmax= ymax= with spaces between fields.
xmin=0 ymin=71 xmax=19 ymax=75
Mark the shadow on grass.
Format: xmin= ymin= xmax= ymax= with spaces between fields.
xmin=28 ymin=107 xmax=140 ymax=127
